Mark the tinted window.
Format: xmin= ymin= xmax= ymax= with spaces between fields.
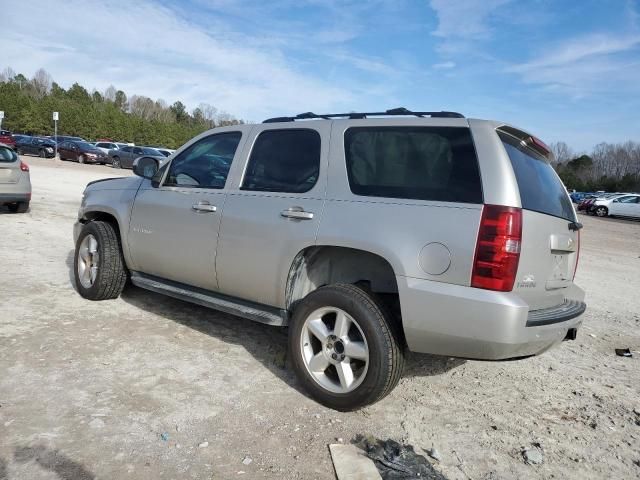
xmin=142 ymin=147 xmax=160 ymax=155
xmin=499 ymin=131 xmax=576 ymax=221
xmin=133 ymin=147 xmax=143 ymax=155
xmin=344 ymin=127 xmax=482 ymax=203
xmin=120 ymin=146 xmax=132 ymax=153
xmin=0 ymin=146 xmax=17 ymax=162
xmin=242 ymin=129 xmax=320 ymax=193
xmin=619 ymin=196 xmax=638 ymax=203
xmin=165 ymin=132 xmax=241 ymax=188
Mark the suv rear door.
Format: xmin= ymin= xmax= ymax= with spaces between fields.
xmin=497 ymin=127 xmax=580 ymax=310
xmin=215 ymin=123 xmax=330 ymax=308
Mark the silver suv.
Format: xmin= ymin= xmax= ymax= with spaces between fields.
xmin=73 ymin=109 xmax=586 ymax=410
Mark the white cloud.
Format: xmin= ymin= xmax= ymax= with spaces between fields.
xmin=0 ymin=0 xmax=366 ymax=120
xmin=507 ymin=33 xmax=640 ymax=96
xmin=429 ymin=0 xmax=511 ymax=40
xmin=432 ymin=61 xmax=456 ymax=69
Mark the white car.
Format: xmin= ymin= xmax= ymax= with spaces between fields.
xmin=590 ymin=193 xmax=633 ymax=217
xmin=608 ymin=194 xmax=640 ymax=219
xmin=94 ymin=142 xmax=129 ymax=155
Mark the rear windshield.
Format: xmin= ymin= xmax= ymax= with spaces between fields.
xmin=344 ymin=127 xmax=483 ymax=203
xmin=0 ymin=147 xmax=17 ymax=163
xmin=499 ymin=131 xmax=576 ymax=221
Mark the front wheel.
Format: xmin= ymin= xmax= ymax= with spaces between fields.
xmin=595 ymin=206 xmax=608 ymax=217
xmin=78 ymin=154 xmax=85 ymax=164
xmin=74 ymin=221 xmax=127 ymax=300
xmin=289 ymin=283 xmax=405 ymax=411
xmin=39 ymin=149 xmax=46 ymax=158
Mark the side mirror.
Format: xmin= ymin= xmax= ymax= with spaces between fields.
xmin=612 ymin=199 xmax=619 ymax=203
xmin=133 ymin=157 xmax=159 ymax=180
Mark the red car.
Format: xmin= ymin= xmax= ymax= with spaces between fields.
xmin=0 ymin=130 xmax=16 ymax=150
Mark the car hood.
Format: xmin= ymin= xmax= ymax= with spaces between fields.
xmin=86 ymin=175 xmax=143 ymax=191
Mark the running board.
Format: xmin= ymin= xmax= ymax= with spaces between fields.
xmin=130 ymin=271 xmax=288 ymax=326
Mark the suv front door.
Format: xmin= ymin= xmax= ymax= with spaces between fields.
xmin=216 ymin=124 xmax=329 ymax=308
xmin=128 ymin=130 xmax=246 ymax=291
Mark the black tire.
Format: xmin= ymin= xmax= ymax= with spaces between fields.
xmin=74 ymin=221 xmax=127 ymax=300
xmin=288 ymin=283 xmax=405 ymax=411
xmin=7 ymin=202 xmax=29 ymax=213
xmin=17 ymin=147 xmax=23 ymax=155
xmin=78 ymin=154 xmax=85 ymax=164
xmin=39 ymin=149 xmax=45 ymax=158
xmin=112 ymin=156 xmax=121 ymax=169
xmin=595 ymin=206 xmax=608 ymax=217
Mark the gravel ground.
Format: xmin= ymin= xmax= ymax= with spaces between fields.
xmin=1 ymin=156 xmax=639 ymax=479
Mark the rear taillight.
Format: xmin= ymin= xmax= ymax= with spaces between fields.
xmin=471 ymin=205 xmax=522 ymax=292
xmin=20 ymin=161 xmax=29 ymax=172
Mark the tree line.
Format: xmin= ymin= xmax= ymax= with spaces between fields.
xmin=0 ymin=67 xmax=243 ymax=149
xmin=550 ymin=141 xmax=640 ymax=192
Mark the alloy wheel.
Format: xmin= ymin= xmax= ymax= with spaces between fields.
xmin=300 ymin=307 xmax=369 ymax=394
xmin=77 ymin=234 xmax=99 ymax=288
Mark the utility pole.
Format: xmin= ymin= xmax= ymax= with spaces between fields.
xmin=0 ymin=111 xmax=4 ymax=130
xmin=53 ymin=111 xmax=59 ymax=159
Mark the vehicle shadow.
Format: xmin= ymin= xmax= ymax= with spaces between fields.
xmin=65 ymin=249 xmax=465 ymax=399
xmin=3 ymin=444 xmax=95 ymax=480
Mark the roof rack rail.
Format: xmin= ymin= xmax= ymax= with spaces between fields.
xmin=263 ymin=107 xmax=464 ymax=123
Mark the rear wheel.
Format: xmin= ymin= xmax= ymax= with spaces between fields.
xmin=289 ymin=283 xmax=404 ymax=411
xmin=112 ymin=156 xmax=121 ymax=169
xmin=74 ymin=221 xmax=127 ymax=300
xmin=7 ymin=202 xmax=29 ymax=213
xmin=595 ymin=206 xmax=608 ymax=217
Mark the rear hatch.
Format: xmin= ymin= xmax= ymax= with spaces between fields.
xmin=0 ymin=146 xmax=21 ymax=184
xmin=498 ymin=127 xmax=580 ymax=310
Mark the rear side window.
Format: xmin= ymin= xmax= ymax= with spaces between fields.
xmin=499 ymin=132 xmax=576 ymax=221
xmin=0 ymin=147 xmax=17 ymax=162
xmin=344 ymin=127 xmax=482 ymax=203
xmin=242 ymin=129 xmax=320 ymax=193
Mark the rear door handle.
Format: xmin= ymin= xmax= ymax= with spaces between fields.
xmin=281 ymin=207 xmax=314 ymax=220
xmin=192 ymin=202 xmax=217 ymax=213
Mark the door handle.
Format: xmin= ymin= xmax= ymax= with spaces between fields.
xmin=192 ymin=202 xmax=217 ymax=213
xmin=281 ymin=207 xmax=314 ymax=220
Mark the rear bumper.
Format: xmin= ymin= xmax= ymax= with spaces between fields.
xmin=0 ymin=192 xmax=31 ymax=204
xmin=398 ymin=276 xmax=586 ymax=360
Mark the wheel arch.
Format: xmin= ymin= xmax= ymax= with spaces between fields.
xmin=284 ymin=245 xmax=401 ymax=316
xmin=80 ymin=209 xmax=129 ymax=264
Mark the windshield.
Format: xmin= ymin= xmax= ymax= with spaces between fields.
xmin=499 ymin=131 xmax=576 ymax=221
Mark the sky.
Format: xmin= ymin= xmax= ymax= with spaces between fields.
xmin=2 ymin=0 xmax=639 ymax=151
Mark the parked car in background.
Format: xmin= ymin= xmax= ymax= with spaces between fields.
xmin=94 ymin=141 xmax=124 ymax=155
xmin=58 ymin=141 xmax=109 ymax=164
xmin=12 ymin=134 xmax=31 ymax=144
xmin=108 ymin=145 xmax=165 ymax=169
xmin=54 ymin=135 xmax=86 ymax=144
xmin=590 ymin=193 xmax=634 ymax=217
xmin=16 ymin=136 xmax=56 ymax=158
xmin=0 ymin=130 xmax=16 ymax=150
xmin=0 ymin=143 xmax=30 ymax=213
xmin=577 ymin=195 xmax=598 ymax=211
xmin=608 ymin=194 xmax=640 ymax=219
xmin=74 ymin=110 xmax=586 ymax=410
xmin=144 ymin=146 xmax=175 ymax=157
xmin=569 ymin=191 xmax=588 ymax=203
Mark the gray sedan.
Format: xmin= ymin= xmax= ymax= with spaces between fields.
xmin=108 ymin=146 xmax=165 ymax=169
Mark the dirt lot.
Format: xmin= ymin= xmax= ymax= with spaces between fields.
xmin=1 ymin=156 xmax=639 ymax=479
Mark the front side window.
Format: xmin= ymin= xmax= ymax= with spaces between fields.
xmin=120 ymin=146 xmax=132 ymax=153
xmin=164 ymin=132 xmax=241 ymax=189
xmin=618 ymin=196 xmax=638 ymax=203
xmin=344 ymin=127 xmax=483 ymax=203
xmin=241 ymin=129 xmax=320 ymax=193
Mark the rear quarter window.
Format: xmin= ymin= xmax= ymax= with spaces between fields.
xmin=499 ymin=131 xmax=576 ymax=221
xmin=344 ymin=127 xmax=483 ymax=203
xmin=0 ymin=147 xmax=17 ymax=162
